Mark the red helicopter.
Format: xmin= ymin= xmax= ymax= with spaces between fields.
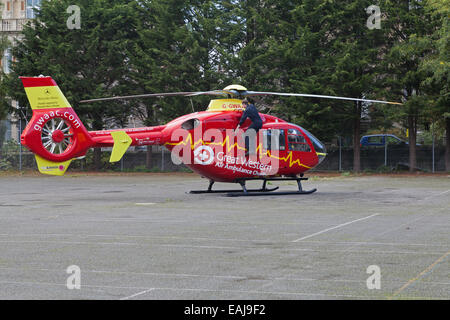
xmin=19 ymin=76 xmax=401 ymax=196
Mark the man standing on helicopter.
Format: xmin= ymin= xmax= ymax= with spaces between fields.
xmin=235 ymin=99 xmax=263 ymax=155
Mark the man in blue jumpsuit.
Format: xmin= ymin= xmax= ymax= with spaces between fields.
xmin=235 ymin=99 xmax=263 ymax=155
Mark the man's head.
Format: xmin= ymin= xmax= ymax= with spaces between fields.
xmin=242 ymin=99 xmax=249 ymax=106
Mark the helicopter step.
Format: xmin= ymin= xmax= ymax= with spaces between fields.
xmin=189 ymin=176 xmax=317 ymax=197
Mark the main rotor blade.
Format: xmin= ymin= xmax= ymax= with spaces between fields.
xmin=79 ymin=87 xmax=402 ymax=106
xmin=245 ymin=91 xmax=403 ymax=105
xmin=79 ymin=90 xmax=233 ymax=103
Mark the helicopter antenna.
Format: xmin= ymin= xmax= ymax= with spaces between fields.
xmin=189 ymin=98 xmax=195 ymax=113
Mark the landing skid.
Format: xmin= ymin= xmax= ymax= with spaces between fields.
xmin=189 ymin=180 xmax=279 ymax=194
xmin=189 ymin=176 xmax=317 ymax=197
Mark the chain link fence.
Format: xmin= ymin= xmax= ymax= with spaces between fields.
xmin=1 ymin=143 xmax=446 ymax=173
xmin=0 ymin=143 xmax=189 ymax=173
xmin=0 ymin=120 xmax=447 ymax=173
xmin=315 ymin=144 xmax=446 ymax=172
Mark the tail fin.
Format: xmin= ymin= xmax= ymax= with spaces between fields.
xmin=20 ymin=76 xmax=94 ymax=175
xmin=21 ymin=76 xmax=72 ymax=110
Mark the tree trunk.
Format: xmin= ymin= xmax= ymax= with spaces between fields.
xmin=93 ymin=148 xmax=102 ymax=170
xmin=353 ymin=102 xmax=361 ymax=172
xmin=445 ymin=117 xmax=450 ymax=172
xmin=408 ymin=115 xmax=417 ymax=172
xmin=92 ymin=120 xmax=103 ymax=170
xmin=146 ymin=145 xmax=153 ymax=170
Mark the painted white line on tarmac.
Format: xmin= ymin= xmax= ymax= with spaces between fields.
xmin=0 ymin=240 xmax=136 ymax=246
xmin=0 ymin=280 xmax=160 ymax=293
xmin=292 ymin=213 xmax=380 ymax=242
xmin=421 ymin=189 xmax=450 ymax=201
xmin=4 ymin=239 xmax=446 ymax=254
xmin=0 ymin=280 xmax=385 ymax=299
xmin=120 ymin=288 xmax=155 ymax=300
xmin=390 ymin=250 xmax=450 ymax=299
xmin=0 ymin=233 xmax=274 ymax=243
xmin=0 ymin=233 xmax=448 ymax=247
xmin=3 ymin=267 xmax=449 ymax=285
xmin=293 ymin=240 xmax=450 ymax=247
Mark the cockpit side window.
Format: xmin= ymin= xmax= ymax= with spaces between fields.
xmin=262 ymin=129 xmax=286 ymax=151
xmin=287 ymin=129 xmax=311 ymax=152
xmin=297 ymin=126 xmax=327 ymax=164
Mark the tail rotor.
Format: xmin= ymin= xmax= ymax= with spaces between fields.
xmin=40 ymin=117 xmax=75 ymax=155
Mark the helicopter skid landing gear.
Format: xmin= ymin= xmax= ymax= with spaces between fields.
xmin=189 ymin=176 xmax=317 ymax=197
xmin=227 ymin=176 xmax=317 ymax=197
xmin=189 ymin=180 xmax=279 ymax=194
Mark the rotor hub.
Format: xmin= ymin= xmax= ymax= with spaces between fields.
xmin=41 ymin=117 xmax=74 ymax=155
xmin=223 ymin=84 xmax=248 ymax=91
xmin=51 ymin=130 xmax=65 ymax=143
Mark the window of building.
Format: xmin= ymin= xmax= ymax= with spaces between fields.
xmin=288 ymin=129 xmax=311 ymax=152
xmin=26 ymin=0 xmax=41 ymax=18
xmin=262 ymin=129 xmax=285 ymax=151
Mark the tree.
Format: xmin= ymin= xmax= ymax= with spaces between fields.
xmin=0 ymin=30 xmax=10 ymax=154
xmin=418 ymin=0 xmax=449 ymax=171
xmin=0 ymin=0 xmax=9 ymax=119
xmin=0 ymin=35 xmax=9 ymax=117
xmin=227 ymin=0 xmax=344 ymax=142
xmin=129 ymin=0 xmax=225 ymax=124
xmin=324 ymin=1 xmax=397 ymax=172
xmin=128 ymin=0 xmax=232 ymax=168
xmin=2 ymin=0 xmax=141 ymax=168
xmin=379 ymin=0 xmax=436 ymax=172
xmin=229 ymin=0 xmax=398 ymax=173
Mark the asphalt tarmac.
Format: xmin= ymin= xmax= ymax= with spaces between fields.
xmin=0 ymin=173 xmax=448 ymax=299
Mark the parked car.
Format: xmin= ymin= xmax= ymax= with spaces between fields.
xmin=360 ymin=134 xmax=407 ymax=147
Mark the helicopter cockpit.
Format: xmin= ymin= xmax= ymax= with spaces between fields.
xmin=260 ymin=124 xmax=326 ymax=165
xmin=297 ymin=126 xmax=327 ymax=164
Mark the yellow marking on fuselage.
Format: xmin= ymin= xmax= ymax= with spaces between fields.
xmin=165 ymin=133 xmax=312 ymax=169
xmin=266 ymin=150 xmax=311 ymax=169
xmin=206 ymin=99 xmax=245 ymax=112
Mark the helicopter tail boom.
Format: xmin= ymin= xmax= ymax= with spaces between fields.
xmin=20 ymin=76 xmax=167 ymax=175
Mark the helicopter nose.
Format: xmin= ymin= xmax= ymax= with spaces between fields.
xmin=299 ymin=127 xmax=327 ymax=164
xmin=315 ymin=141 xmax=327 ymax=164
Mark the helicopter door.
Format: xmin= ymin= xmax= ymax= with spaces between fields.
xmin=261 ymin=129 xmax=288 ymax=170
xmin=262 ymin=129 xmax=286 ymax=151
xmin=287 ymin=129 xmax=311 ymax=152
